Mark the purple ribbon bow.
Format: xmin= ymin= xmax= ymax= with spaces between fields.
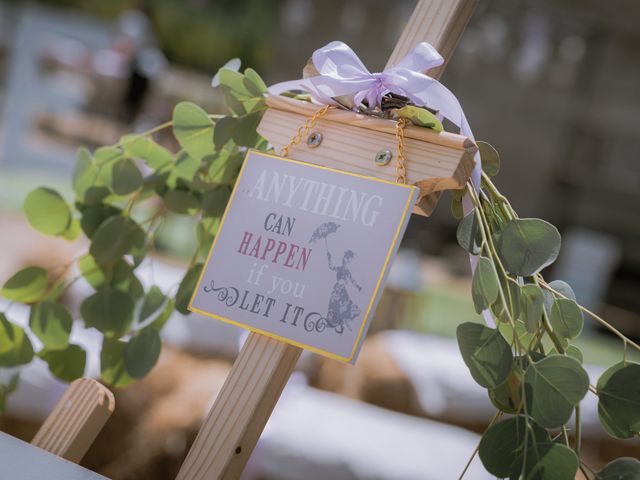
xmin=269 ymin=40 xmax=480 ymax=186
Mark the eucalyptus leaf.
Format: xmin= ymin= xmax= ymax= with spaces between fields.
xmin=471 ymin=257 xmax=500 ymax=314
xmin=456 ymin=322 xmax=513 ymax=389
xmin=172 ymin=101 xmax=215 ymax=161
xmin=509 ymin=443 xmax=579 ymax=480
xmin=80 ymin=287 xmax=134 ymax=338
xmin=111 ymin=260 xmax=144 ymax=300
xmin=495 ymin=218 xmax=561 ymax=276
xmin=1 ymin=266 xmax=48 ymax=303
xmin=0 ymin=314 xmax=34 ymax=367
xmin=478 ymin=416 xmax=548 ymax=477
xmin=176 ymin=264 xmax=203 ymax=315
xmin=23 ymin=187 xmax=71 ymax=236
xmin=565 ymin=345 xmax=583 ymax=363
xmin=519 ymin=284 xmax=544 ymax=333
xmin=213 ymin=116 xmax=238 ymax=150
xmin=29 ymin=301 xmax=73 ymax=350
xmin=478 ymin=141 xmax=500 ymax=177
xmin=543 ymin=279 xmax=576 ymax=315
xmin=78 ymin=254 xmax=106 ymax=289
xmin=596 ymin=457 xmax=640 ymax=480
xmin=524 ymin=355 xmax=589 ymax=428
xmin=244 ymin=68 xmax=268 ymax=95
xmin=202 ymin=186 xmax=230 ymax=218
xmin=456 ymin=211 xmax=481 ymax=255
xmin=164 ymin=189 xmax=200 ymax=214
xmin=121 ymin=134 xmax=173 ymax=170
xmin=124 ymin=328 xmax=162 ymax=378
xmin=100 ymin=338 xmax=134 ymax=387
xmin=80 ymin=204 xmax=121 ymax=239
xmin=218 ymin=68 xmax=253 ymax=98
xmin=62 ymin=218 xmax=81 ymax=241
xmin=232 ymin=111 xmax=263 ymax=146
xmin=597 ymin=362 xmax=640 ymax=439
xmin=211 ymin=58 xmax=241 ymax=87
xmin=396 ymin=105 xmax=443 ymax=131
xmin=110 ymin=158 xmax=142 ymax=195
xmin=39 ymin=344 xmax=86 ymax=382
xmin=139 ymin=286 xmax=166 ymax=323
xmin=73 ymin=147 xmax=97 ymax=200
xmin=550 ymin=298 xmax=583 ymax=340
xmin=89 ymin=215 xmax=145 ymax=264
xmin=147 ymin=298 xmax=175 ymax=331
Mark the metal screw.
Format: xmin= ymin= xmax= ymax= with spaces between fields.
xmin=306 ymin=131 xmax=323 ymax=148
xmin=375 ymin=149 xmax=393 ymax=166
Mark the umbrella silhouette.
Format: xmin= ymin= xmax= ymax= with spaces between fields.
xmin=309 ymin=222 xmax=340 ymax=243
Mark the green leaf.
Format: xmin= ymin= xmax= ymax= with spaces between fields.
xmin=89 ymin=215 xmax=145 ymax=264
xmin=489 ymin=366 xmax=523 ymax=414
xmin=94 ymin=146 xmax=123 ymax=165
xmin=79 ymin=204 xmax=121 ymax=239
xmin=0 ymin=373 xmax=20 ymax=413
xmin=565 ymin=345 xmax=583 ymax=363
xmin=29 ymin=301 xmax=73 ymax=349
xmin=597 ymin=362 xmax=640 ymax=439
xmin=479 ymin=416 xmax=548 ymax=477
xmin=519 ymin=284 xmax=544 ymax=333
xmin=456 ymin=322 xmax=513 ymax=388
xmin=176 ymin=264 xmax=203 ymax=315
xmin=202 ymin=186 xmax=231 ymax=218
xmin=140 ymin=286 xmax=166 ymax=323
xmin=213 ymin=116 xmax=237 ymax=150
xmin=80 ymin=287 xmax=134 ymax=338
xmin=172 ymin=101 xmax=214 ymax=161
xmin=1 ymin=266 xmax=48 ymax=303
xmin=211 ymin=58 xmax=241 ymax=88
xmin=83 ymin=186 xmax=111 ymax=205
xmin=124 ymin=329 xmax=162 ymax=378
xmin=495 ymin=218 xmax=561 ymax=276
xmin=111 ymin=260 xmax=144 ymax=300
xmin=23 ymin=187 xmax=71 ymax=236
xmin=510 ymin=443 xmax=579 ymax=480
xmin=243 ymin=68 xmax=268 ymax=95
xmin=0 ymin=314 xmax=35 ymax=367
xmin=478 ymin=141 xmax=500 ymax=177
xmin=100 ymin=338 xmax=134 ymax=387
xmin=73 ymin=147 xmax=97 ymax=201
xmin=543 ymin=280 xmax=576 ymax=315
xmin=121 ymin=134 xmax=174 ymax=170
xmin=62 ymin=218 xmax=81 ymax=241
xmin=167 ymin=151 xmax=201 ymax=188
xmin=147 ymin=297 xmax=175 ymax=331
xmin=232 ymin=111 xmax=263 ymax=146
xmin=596 ymin=458 xmax=640 ymax=480
xmin=457 ymin=211 xmax=481 ymax=255
xmin=219 ymin=68 xmax=252 ymax=98
xmin=471 ymin=257 xmax=499 ymax=314
xmin=39 ymin=344 xmax=86 ymax=382
xmin=78 ymin=254 xmax=106 ymax=289
xmin=550 ymin=298 xmax=583 ymax=340
xmin=524 ymin=355 xmax=589 ymax=428
xmin=397 ymin=105 xmax=443 ymax=131
xmin=110 ymin=158 xmax=142 ymax=195
xmin=164 ymin=189 xmax=200 ymax=214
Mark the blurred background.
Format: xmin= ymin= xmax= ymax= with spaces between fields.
xmin=0 ymin=0 xmax=638 ymax=478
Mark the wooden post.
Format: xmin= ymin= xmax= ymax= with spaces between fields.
xmin=176 ymin=1 xmax=477 ymax=479
xmin=31 ymin=378 xmax=115 ymax=463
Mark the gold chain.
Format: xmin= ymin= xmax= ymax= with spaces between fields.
xmin=280 ymin=104 xmax=333 ymax=157
xmin=279 ymin=104 xmax=407 ymax=186
xmin=395 ymin=117 xmax=408 ymax=184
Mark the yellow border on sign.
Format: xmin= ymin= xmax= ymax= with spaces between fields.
xmin=188 ymin=149 xmax=415 ymax=363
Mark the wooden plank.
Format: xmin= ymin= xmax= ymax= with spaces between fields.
xmin=31 ymin=378 xmax=115 ymax=464
xmin=258 ymin=97 xmax=476 ymax=216
xmin=385 ymin=0 xmax=478 ymax=79
xmin=176 ymin=334 xmax=301 ymax=480
xmin=177 ymin=2 xmax=478 ymax=478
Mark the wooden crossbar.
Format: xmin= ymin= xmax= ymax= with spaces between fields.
xmin=31 ymin=378 xmax=115 ymax=463
xmin=176 ymin=1 xmax=478 ymax=479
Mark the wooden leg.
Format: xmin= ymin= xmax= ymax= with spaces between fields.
xmin=176 ymin=333 xmax=301 ymax=480
xmin=31 ymin=377 xmax=115 ymax=463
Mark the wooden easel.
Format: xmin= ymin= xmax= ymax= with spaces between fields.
xmin=177 ymin=1 xmax=478 ymax=478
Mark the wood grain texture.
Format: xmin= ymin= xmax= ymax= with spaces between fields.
xmin=385 ymin=0 xmax=478 ymax=79
xmin=176 ymin=333 xmax=301 ymax=480
xmin=31 ymin=378 xmax=114 ymax=464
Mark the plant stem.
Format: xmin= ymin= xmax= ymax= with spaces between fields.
xmin=575 ymin=405 xmax=582 ymax=456
xmin=458 ymin=410 xmax=502 ymax=480
xmin=539 ymin=280 xmax=640 ymax=353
